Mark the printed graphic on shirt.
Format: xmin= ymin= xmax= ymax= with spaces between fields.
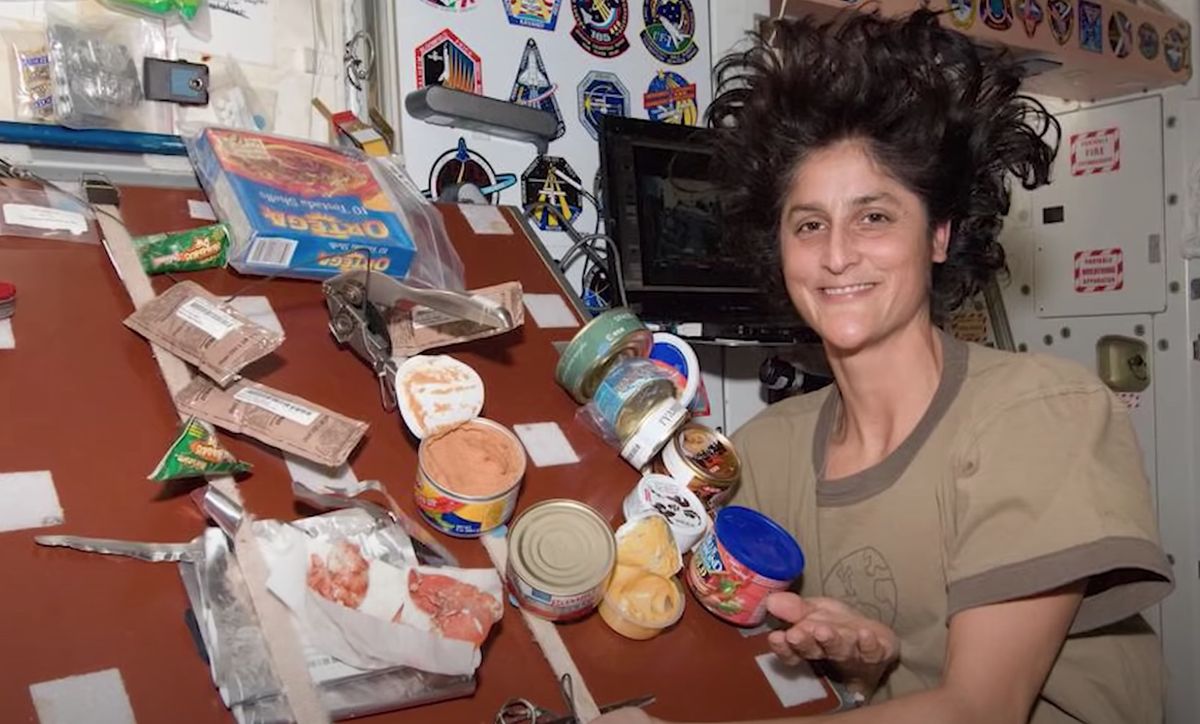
xmin=823 ymin=546 xmax=899 ymax=627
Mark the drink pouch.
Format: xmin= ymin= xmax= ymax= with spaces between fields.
xmin=150 ymin=416 xmax=252 ymax=480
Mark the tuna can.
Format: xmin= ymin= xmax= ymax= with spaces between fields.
xmin=686 ymin=506 xmax=805 ymax=627
xmin=592 ymin=358 xmax=679 ymax=442
xmin=555 ymin=308 xmax=653 ymax=404
xmin=415 ymin=418 xmax=527 ymax=538
xmin=506 ymin=499 xmax=616 ymax=622
xmin=652 ymin=423 xmax=742 ymax=514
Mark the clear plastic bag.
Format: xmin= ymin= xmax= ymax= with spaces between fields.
xmin=5 ymin=28 xmax=55 ymax=123
xmin=173 ymin=58 xmax=276 ymax=133
xmin=98 ymin=0 xmax=205 ymax=24
xmin=183 ymin=124 xmax=465 ymax=291
xmin=46 ymin=6 xmax=170 ymax=130
xmin=0 ymin=182 xmax=100 ymax=244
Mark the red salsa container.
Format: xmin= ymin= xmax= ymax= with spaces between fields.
xmin=685 ymin=506 xmax=805 ymax=626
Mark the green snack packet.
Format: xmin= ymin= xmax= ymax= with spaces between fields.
xmin=150 ymin=416 xmax=252 ymax=481
xmin=132 ymin=223 xmax=230 ymax=274
xmin=105 ymin=0 xmax=201 ymax=21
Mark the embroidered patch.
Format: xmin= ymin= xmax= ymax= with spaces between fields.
xmin=415 ymin=29 xmax=482 ymax=93
xmin=1015 ymin=0 xmax=1044 ymax=37
xmin=423 ymin=137 xmax=517 ymax=204
xmin=505 ymin=0 xmax=562 ymax=30
xmin=1048 ymin=0 xmax=1073 ymax=44
xmin=421 ymin=0 xmax=477 ymax=9
xmin=510 ymin=38 xmax=565 ymax=140
xmin=578 ymin=71 xmax=629 ymax=140
xmin=1164 ymin=27 xmax=1188 ymax=72
xmin=979 ymin=0 xmax=1013 ymax=31
xmin=640 ymin=0 xmax=699 ymax=65
xmin=522 ymin=156 xmax=583 ymax=231
xmin=948 ymin=0 xmax=975 ymax=28
xmin=1079 ymin=0 xmax=1104 ymax=53
xmin=643 ymin=70 xmax=697 ymax=125
xmin=1138 ymin=23 xmax=1159 ymax=60
xmin=570 ymin=0 xmax=631 ymax=58
xmin=1108 ymin=11 xmax=1132 ymax=57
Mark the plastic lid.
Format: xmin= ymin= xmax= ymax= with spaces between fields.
xmin=649 ymin=332 xmax=699 ymax=408
xmin=715 ymin=506 xmax=805 ymax=582
xmin=0 ymin=282 xmax=14 ymax=301
xmin=394 ymin=354 xmax=484 ymax=438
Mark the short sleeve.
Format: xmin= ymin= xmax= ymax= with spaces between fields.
xmin=944 ymin=384 xmax=1173 ymax=634
xmin=729 ymin=427 xmax=763 ymax=511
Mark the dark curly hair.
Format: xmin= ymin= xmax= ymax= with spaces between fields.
xmin=706 ymin=8 xmax=1059 ymax=318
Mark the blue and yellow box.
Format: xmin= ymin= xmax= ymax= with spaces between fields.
xmin=189 ymin=127 xmax=417 ymax=280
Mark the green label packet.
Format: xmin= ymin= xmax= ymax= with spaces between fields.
xmin=150 ymin=416 xmax=252 ymax=481
xmin=132 ymin=223 xmax=230 ymax=275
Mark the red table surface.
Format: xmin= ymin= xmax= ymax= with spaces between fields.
xmin=0 ymin=186 xmax=836 ymax=723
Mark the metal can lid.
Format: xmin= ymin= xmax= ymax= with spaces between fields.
xmin=0 ymin=282 xmax=15 ymax=302
xmin=675 ymin=423 xmax=741 ymax=482
xmin=555 ymin=308 xmax=651 ymax=403
xmin=509 ymin=499 xmax=616 ymax=596
xmin=395 ymin=354 xmax=484 ymax=439
xmin=715 ymin=506 xmax=805 ymax=582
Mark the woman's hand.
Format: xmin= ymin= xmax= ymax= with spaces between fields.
xmin=766 ymin=592 xmax=899 ymax=694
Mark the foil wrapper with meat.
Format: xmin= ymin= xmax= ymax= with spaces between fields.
xmin=257 ymin=517 xmax=503 ymax=678
xmin=180 ymin=509 xmax=494 ymax=722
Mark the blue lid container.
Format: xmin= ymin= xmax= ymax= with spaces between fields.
xmin=715 ymin=506 xmax=805 ymax=582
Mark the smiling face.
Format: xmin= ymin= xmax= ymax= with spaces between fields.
xmin=779 ymin=139 xmax=949 ymax=355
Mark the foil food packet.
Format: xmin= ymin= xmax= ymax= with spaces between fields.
xmin=174 ymin=377 xmax=368 ymax=467
xmin=124 ymin=281 xmax=283 ymax=387
xmin=387 ymin=281 xmax=524 ymax=357
xmin=150 ymin=416 xmax=251 ymax=481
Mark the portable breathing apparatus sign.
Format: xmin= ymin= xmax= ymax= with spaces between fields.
xmin=1073 ymin=247 xmax=1124 ymax=293
xmin=1069 ymin=127 xmax=1120 ymax=176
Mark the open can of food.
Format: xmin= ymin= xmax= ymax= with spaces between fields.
xmin=651 ymin=422 xmax=741 ymax=514
xmin=399 ymin=355 xmax=527 ymax=538
xmin=506 ymin=499 xmax=616 ymax=622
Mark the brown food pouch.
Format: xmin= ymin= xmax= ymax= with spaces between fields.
xmin=124 ymin=281 xmax=284 ymax=387
xmin=174 ymin=377 xmax=368 ymax=467
xmin=387 ymin=281 xmax=525 ymax=357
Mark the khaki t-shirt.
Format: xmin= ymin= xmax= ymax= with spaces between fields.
xmin=731 ymin=333 xmax=1174 ymax=723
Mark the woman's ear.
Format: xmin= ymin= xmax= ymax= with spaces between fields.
xmin=931 ymin=221 xmax=951 ymax=263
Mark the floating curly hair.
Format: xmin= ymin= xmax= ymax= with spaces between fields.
xmin=706 ymin=8 xmax=1059 ymax=318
